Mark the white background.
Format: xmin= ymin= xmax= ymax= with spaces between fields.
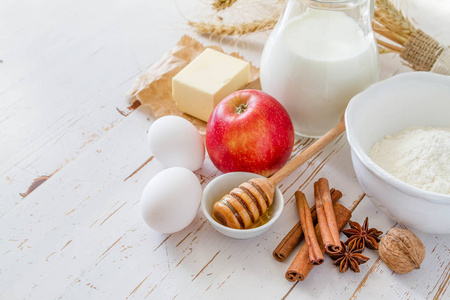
xmin=1 ymin=0 xmax=449 ymax=299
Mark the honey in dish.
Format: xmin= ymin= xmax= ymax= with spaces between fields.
xmin=212 ymin=193 xmax=273 ymax=229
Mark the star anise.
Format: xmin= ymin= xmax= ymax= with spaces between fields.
xmin=342 ymin=217 xmax=383 ymax=251
xmin=327 ymin=241 xmax=370 ymax=273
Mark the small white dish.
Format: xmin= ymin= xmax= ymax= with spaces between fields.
xmin=345 ymin=72 xmax=450 ymax=234
xmin=201 ymin=172 xmax=284 ymax=239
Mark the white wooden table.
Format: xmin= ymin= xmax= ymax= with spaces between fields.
xmin=1 ymin=0 xmax=449 ymax=299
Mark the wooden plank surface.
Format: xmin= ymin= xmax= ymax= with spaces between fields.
xmin=1 ymin=0 xmax=449 ymax=299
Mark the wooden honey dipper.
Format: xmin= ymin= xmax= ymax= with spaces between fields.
xmin=212 ymin=118 xmax=346 ymax=229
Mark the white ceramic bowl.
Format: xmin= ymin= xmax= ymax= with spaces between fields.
xmin=345 ymin=72 xmax=450 ymax=234
xmin=201 ymin=172 xmax=284 ymax=239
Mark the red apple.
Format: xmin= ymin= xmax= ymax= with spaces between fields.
xmin=206 ymin=89 xmax=295 ymax=177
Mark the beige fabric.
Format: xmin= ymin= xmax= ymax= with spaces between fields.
xmin=400 ymin=30 xmax=442 ymax=72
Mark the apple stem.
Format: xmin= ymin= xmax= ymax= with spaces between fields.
xmin=235 ymin=103 xmax=248 ymax=114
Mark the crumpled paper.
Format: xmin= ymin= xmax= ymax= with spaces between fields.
xmin=126 ymin=35 xmax=260 ymax=134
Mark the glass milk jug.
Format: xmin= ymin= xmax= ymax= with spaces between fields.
xmin=260 ymin=0 xmax=379 ymax=138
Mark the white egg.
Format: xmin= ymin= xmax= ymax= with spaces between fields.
xmin=141 ymin=167 xmax=202 ymax=233
xmin=148 ymin=116 xmax=205 ymax=171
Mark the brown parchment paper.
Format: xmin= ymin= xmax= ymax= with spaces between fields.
xmin=126 ymin=35 xmax=260 ymax=134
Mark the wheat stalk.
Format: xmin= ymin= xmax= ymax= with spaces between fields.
xmin=212 ymin=0 xmax=238 ymax=11
xmin=189 ymin=18 xmax=277 ymax=36
xmin=373 ymin=0 xmax=417 ymax=53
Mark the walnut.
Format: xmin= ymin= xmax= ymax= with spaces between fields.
xmin=379 ymin=228 xmax=425 ymax=273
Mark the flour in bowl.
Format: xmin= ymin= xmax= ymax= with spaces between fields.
xmin=369 ymin=127 xmax=450 ymax=195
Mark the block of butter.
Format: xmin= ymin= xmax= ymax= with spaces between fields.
xmin=172 ymin=48 xmax=250 ymax=122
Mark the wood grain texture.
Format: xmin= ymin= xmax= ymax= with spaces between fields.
xmin=0 ymin=0 xmax=449 ymax=299
xmin=270 ymin=119 xmax=345 ymax=185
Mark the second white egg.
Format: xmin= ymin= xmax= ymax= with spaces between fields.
xmin=148 ymin=116 xmax=205 ymax=171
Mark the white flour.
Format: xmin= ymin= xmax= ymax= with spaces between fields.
xmin=369 ymin=127 xmax=450 ymax=195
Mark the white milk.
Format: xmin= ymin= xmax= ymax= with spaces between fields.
xmin=261 ymin=8 xmax=379 ymax=137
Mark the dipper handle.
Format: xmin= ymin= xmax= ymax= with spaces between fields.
xmin=269 ymin=118 xmax=346 ymax=186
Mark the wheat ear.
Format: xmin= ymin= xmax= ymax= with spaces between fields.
xmin=189 ymin=18 xmax=277 ymax=36
xmin=212 ymin=0 xmax=238 ymax=11
xmin=373 ymin=0 xmax=417 ymax=53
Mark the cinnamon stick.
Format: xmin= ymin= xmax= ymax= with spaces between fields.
xmin=285 ymin=203 xmax=352 ymax=282
xmin=295 ymin=191 xmax=324 ymax=265
xmin=273 ymin=189 xmax=342 ymax=261
xmin=315 ymin=178 xmax=342 ymax=253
